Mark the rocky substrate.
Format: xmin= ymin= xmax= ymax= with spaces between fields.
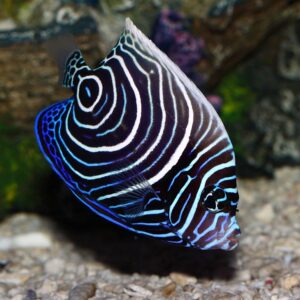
xmin=0 ymin=167 xmax=299 ymax=300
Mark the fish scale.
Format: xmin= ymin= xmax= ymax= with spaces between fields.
xmin=35 ymin=18 xmax=240 ymax=250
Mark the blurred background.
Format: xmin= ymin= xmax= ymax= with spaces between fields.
xmin=0 ymin=0 xmax=299 ymax=219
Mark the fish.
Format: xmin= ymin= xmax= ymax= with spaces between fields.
xmin=35 ymin=18 xmax=240 ymax=250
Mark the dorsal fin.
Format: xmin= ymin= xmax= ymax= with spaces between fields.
xmin=62 ymin=50 xmax=90 ymax=88
xmin=123 ymin=18 xmax=221 ymax=121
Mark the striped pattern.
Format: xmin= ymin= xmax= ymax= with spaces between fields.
xmin=35 ymin=19 xmax=240 ymax=250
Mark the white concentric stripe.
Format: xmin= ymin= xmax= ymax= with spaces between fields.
xmin=126 ymin=18 xmax=228 ymax=138
xmin=190 ymin=105 xmax=215 ymax=154
xmin=121 ymin=42 xmax=180 ymax=177
xmin=76 ymin=75 xmax=103 ymax=112
xmin=194 ymin=100 xmax=204 ymax=135
xmin=169 ymin=132 xmax=228 ymax=190
xmin=65 ymin=54 xmax=142 ymax=152
xmin=96 ymin=64 xmax=118 ymax=128
xmin=118 ymin=44 xmax=154 ymax=147
xmin=177 ymin=156 xmax=236 ymax=236
xmin=68 ymin=65 xmax=117 ymax=129
xmin=55 ymin=56 xmax=153 ymax=181
xmin=57 ymin=41 xmax=190 ymax=192
xmin=96 ymin=83 xmax=127 ymax=137
xmin=57 ymin=52 xmax=161 ymax=182
xmin=124 ymin=41 xmax=194 ymax=185
xmin=97 ymin=45 xmax=193 ymax=199
xmin=59 ymin=38 xmax=192 ymax=203
xmin=56 ymin=53 xmax=151 ymax=169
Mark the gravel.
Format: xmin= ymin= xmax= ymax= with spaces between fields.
xmin=0 ymin=167 xmax=299 ymax=299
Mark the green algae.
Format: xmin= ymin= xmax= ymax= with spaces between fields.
xmin=217 ymin=70 xmax=255 ymax=156
xmin=0 ymin=0 xmax=32 ymax=20
xmin=0 ymin=120 xmax=48 ymax=219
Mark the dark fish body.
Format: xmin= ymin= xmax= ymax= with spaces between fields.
xmin=35 ymin=19 xmax=240 ymax=250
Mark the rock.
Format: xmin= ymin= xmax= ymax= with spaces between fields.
xmin=0 ymin=260 xmax=9 ymax=270
xmin=123 ymin=284 xmax=153 ymax=298
xmin=76 ymin=265 xmax=87 ymax=278
xmin=0 ymin=283 xmax=8 ymax=295
xmin=279 ymin=273 xmax=300 ymax=290
xmin=44 ymin=258 xmax=66 ymax=275
xmin=24 ymin=289 xmax=37 ymax=300
xmin=11 ymin=295 xmax=23 ymax=300
xmin=68 ymin=282 xmax=96 ymax=300
xmin=0 ymin=214 xmax=54 ymax=235
xmin=0 ymin=273 xmax=30 ymax=285
xmin=37 ymin=279 xmax=58 ymax=295
xmin=18 ymin=0 xmax=61 ymax=26
xmin=222 ymin=20 xmax=300 ymax=176
xmin=0 ymin=19 xmax=16 ymax=31
xmin=236 ymin=269 xmax=251 ymax=282
xmin=7 ymin=287 xmax=23 ymax=298
xmin=264 ymin=277 xmax=275 ymax=291
xmin=161 ymin=282 xmax=176 ymax=297
xmin=169 ymin=272 xmax=197 ymax=286
xmin=101 ymin=283 xmax=123 ymax=294
xmin=0 ymin=166 xmax=298 ymax=299
xmin=292 ymin=287 xmax=300 ymax=298
xmin=0 ymin=232 xmax=52 ymax=251
xmin=255 ymin=204 xmax=275 ymax=224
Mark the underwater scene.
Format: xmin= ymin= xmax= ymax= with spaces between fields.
xmin=0 ymin=0 xmax=299 ymax=299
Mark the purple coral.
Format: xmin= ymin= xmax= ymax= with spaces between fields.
xmin=151 ymin=9 xmax=186 ymax=53
xmin=152 ymin=9 xmax=205 ymax=83
xmin=168 ymin=31 xmax=205 ymax=75
xmin=151 ymin=9 xmax=223 ymax=113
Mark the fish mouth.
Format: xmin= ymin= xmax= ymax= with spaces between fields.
xmin=219 ymin=228 xmax=241 ymax=251
xmin=188 ymin=214 xmax=241 ymax=251
xmin=200 ymin=227 xmax=241 ymax=251
xmin=196 ymin=227 xmax=241 ymax=251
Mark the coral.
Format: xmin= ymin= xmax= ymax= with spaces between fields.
xmin=151 ymin=9 xmax=206 ymax=87
xmin=151 ymin=9 xmax=227 ymax=113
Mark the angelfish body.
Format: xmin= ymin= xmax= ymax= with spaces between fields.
xmin=35 ymin=19 xmax=240 ymax=250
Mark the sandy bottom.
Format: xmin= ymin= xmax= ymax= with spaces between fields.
xmin=0 ymin=167 xmax=299 ymax=299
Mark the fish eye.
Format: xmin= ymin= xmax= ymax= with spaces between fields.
xmin=201 ymin=186 xmax=228 ymax=213
xmin=76 ymin=75 xmax=102 ymax=112
xmin=204 ymin=193 xmax=218 ymax=210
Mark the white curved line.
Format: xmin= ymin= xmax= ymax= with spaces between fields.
xmin=76 ymin=75 xmax=102 ymax=112
xmin=65 ymin=55 xmax=142 ymax=152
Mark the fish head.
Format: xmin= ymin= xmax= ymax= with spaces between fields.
xmin=184 ymin=184 xmax=240 ymax=251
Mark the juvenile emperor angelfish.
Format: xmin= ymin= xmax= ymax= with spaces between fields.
xmin=35 ymin=19 xmax=240 ymax=250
